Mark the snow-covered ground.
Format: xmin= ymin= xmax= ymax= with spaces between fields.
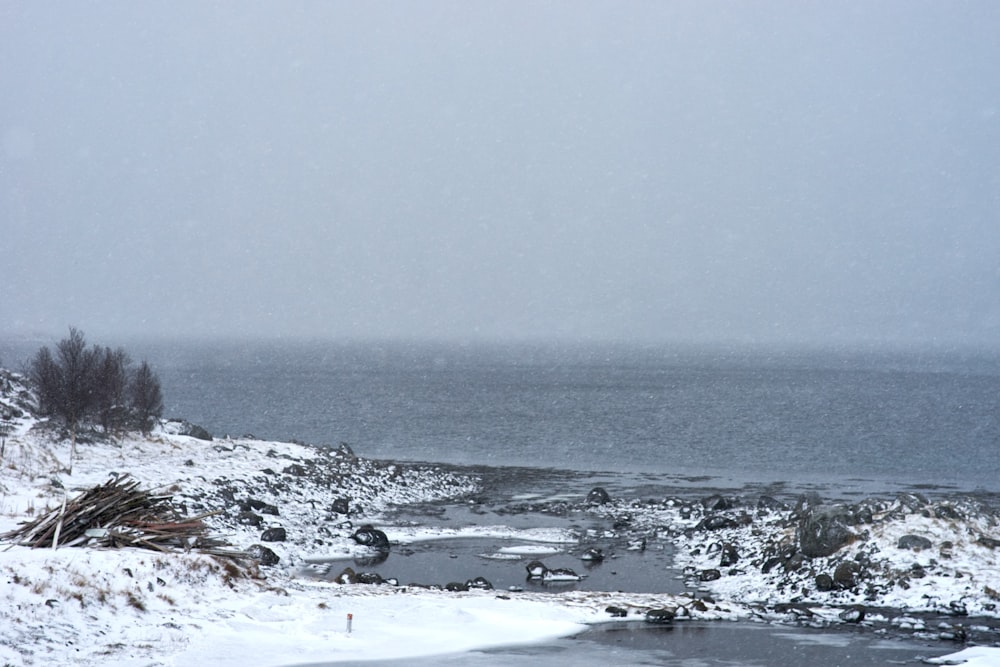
xmin=1 ymin=367 xmax=998 ymax=666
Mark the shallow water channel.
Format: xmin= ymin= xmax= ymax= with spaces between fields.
xmin=293 ymin=464 xmax=994 ymax=666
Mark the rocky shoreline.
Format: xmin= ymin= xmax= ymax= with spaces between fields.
xmin=2 ymin=364 xmax=999 ymax=663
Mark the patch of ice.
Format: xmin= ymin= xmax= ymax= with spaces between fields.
xmin=497 ymin=545 xmax=563 ymax=556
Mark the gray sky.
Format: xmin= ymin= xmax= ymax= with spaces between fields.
xmin=2 ymin=1 xmax=998 ymax=348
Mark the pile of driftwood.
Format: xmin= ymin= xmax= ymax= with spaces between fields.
xmin=1 ymin=474 xmax=237 ymax=556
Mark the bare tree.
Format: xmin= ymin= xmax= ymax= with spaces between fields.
xmin=130 ymin=360 xmax=163 ymax=434
xmin=29 ymin=345 xmax=61 ymax=416
xmin=54 ymin=327 xmax=100 ymax=437
xmin=28 ymin=328 xmax=166 ymax=450
xmin=93 ymin=346 xmax=132 ymax=436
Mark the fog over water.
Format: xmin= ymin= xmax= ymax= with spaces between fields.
xmin=2 ymin=2 xmax=999 ymax=348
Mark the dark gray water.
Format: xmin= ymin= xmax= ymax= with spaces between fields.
xmin=5 ymin=338 xmax=997 ymax=490
xmin=3 ymin=337 xmax=998 ymax=491
xmin=133 ymin=340 xmax=1000 ymax=492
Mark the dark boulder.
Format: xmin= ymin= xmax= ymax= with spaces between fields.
xmin=587 ymin=487 xmax=612 ymax=505
xmin=697 ymin=515 xmax=740 ymax=531
xmin=178 ymin=421 xmax=213 ymax=441
xmin=783 ymin=553 xmax=808 ymax=574
xmin=699 ymin=569 xmax=722 ymax=582
xmin=815 ymin=573 xmax=835 ymax=591
xmin=242 ymin=497 xmax=279 ymax=515
xmin=445 ymin=581 xmax=469 ymax=592
xmin=237 ymin=511 xmax=263 ymax=527
xmin=645 ymin=608 xmax=676 ymax=624
xmin=525 ymin=560 xmax=548 ymax=579
xmin=331 ymin=498 xmax=351 ymax=515
xmin=934 ymin=504 xmax=962 ymax=520
xmin=606 ymin=606 xmax=628 ymax=618
xmin=797 ymin=506 xmax=855 ymax=558
xmin=762 ymin=557 xmax=784 ymax=575
xmin=351 ymin=525 xmax=390 ymax=550
xmin=833 ymin=561 xmax=860 ymax=589
xmin=261 ymin=526 xmax=287 ymax=542
xmin=356 ymin=571 xmax=384 ymax=585
xmin=335 ymin=567 xmax=357 ymax=584
xmin=719 ymin=543 xmax=739 ymax=567
xmin=283 ymin=463 xmax=307 ymax=476
xmin=581 ymin=547 xmax=604 ymax=562
xmin=246 ymin=543 xmax=280 ymax=566
xmin=466 ymin=576 xmax=493 ymax=590
xmin=897 ymin=534 xmax=933 ymax=551
xmin=977 ymin=536 xmax=1000 ymax=550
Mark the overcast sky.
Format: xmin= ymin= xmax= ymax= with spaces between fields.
xmin=2 ymin=1 xmax=998 ymax=348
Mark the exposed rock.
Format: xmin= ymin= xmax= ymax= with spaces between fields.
xmin=978 ymin=536 xmax=1000 ymax=550
xmin=261 ymin=526 xmax=287 ymax=542
xmin=356 ymin=571 xmax=384 ymax=585
xmin=246 ymin=543 xmax=280 ymax=566
xmin=897 ymin=534 xmax=933 ymax=551
xmin=335 ymin=567 xmax=357 ymax=584
xmin=699 ymin=568 xmax=722 ymax=582
xmin=815 ymin=573 xmax=835 ymax=591
xmin=605 ymin=606 xmax=628 ymax=618
xmin=783 ymin=553 xmax=807 ymax=574
xmin=839 ymin=605 xmax=866 ymax=623
xmin=236 ymin=511 xmax=263 ymax=527
xmin=697 ymin=515 xmax=740 ymax=531
xmin=645 ymin=608 xmax=675 ymax=624
xmin=525 ymin=560 xmax=548 ymax=579
xmin=702 ymin=494 xmax=735 ymax=512
xmin=581 ymin=547 xmax=604 ymax=562
xmin=587 ymin=487 xmax=611 ymax=505
xmin=797 ymin=505 xmax=855 ymax=558
xmin=331 ymin=498 xmax=351 ymax=515
xmin=178 ymin=421 xmax=213 ymax=441
xmin=351 ymin=525 xmax=390 ymax=550
xmin=833 ymin=561 xmax=860 ymax=589
xmin=466 ymin=576 xmax=493 ymax=590
xmin=719 ymin=543 xmax=739 ymax=567
xmin=445 ymin=581 xmax=469 ymax=592
xmin=283 ymin=463 xmax=307 ymax=476
xmin=241 ymin=497 xmax=279 ymax=516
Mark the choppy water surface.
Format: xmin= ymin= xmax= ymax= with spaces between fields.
xmin=134 ymin=340 xmax=1000 ymax=493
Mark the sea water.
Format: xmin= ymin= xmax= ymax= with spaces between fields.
xmin=134 ymin=339 xmax=1000 ymax=493
xmin=3 ymin=338 xmax=998 ymax=492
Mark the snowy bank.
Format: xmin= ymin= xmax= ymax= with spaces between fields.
xmin=2 ymin=367 xmax=1000 ymax=666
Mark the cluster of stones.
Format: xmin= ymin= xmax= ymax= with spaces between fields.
xmin=585 ymin=485 xmax=1000 ymax=628
xmin=167 ymin=437 xmax=480 ymax=570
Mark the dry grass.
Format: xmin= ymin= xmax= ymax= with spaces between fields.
xmin=125 ymin=591 xmax=146 ymax=611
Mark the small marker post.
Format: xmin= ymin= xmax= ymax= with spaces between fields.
xmin=346 ymin=613 xmax=353 ymax=634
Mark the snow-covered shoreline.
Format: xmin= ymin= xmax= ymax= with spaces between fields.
xmin=2 ymin=367 xmax=999 ymax=666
